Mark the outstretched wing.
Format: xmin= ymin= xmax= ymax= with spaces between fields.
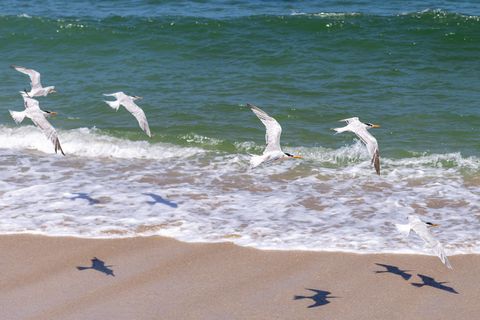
xmin=11 ymin=65 xmax=42 ymax=90
xmin=372 ymin=149 xmax=380 ymax=175
xmin=23 ymin=96 xmax=41 ymax=110
xmin=248 ymin=103 xmax=282 ymax=153
xmin=29 ymin=111 xmax=65 ymax=155
xmin=123 ymin=99 xmax=151 ymax=137
xmin=411 ymin=218 xmax=452 ymax=269
xmin=339 ymin=117 xmax=360 ymax=124
xmin=431 ymin=242 xmax=453 ymax=269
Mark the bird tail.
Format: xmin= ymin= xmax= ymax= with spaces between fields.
xmin=104 ymin=100 xmax=120 ymax=111
xmin=395 ymin=223 xmax=411 ymax=237
xmin=249 ymin=154 xmax=264 ymax=168
xmin=9 ymin=110 xmax=26 ymax=124
xmin=332 ymin=126 xmax=348 ymax=134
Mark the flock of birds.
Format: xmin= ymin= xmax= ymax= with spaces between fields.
xmin=7 ymin=65 xmax=452 ymax=269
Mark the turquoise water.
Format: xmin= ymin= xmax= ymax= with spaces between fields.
xmin=0 ymin=1 xmax=479 ymax=253
xmin=0 ymin=4 xmax=479 ymax=155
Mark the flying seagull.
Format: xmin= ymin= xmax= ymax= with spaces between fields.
xmin=9 ymin=92 xmax=64 ymax=155
xmin=11 ymin=65 xmax=56 ymax=97
xmin=395 ymin=215 xmax=452 ymax=269
xmin=247 ymin=103 xmax=302 ymax=168
xmin=103 ymin=92 xmax=151 ymax=137
xmin=333 ymin=117 xmax=380 ymax=174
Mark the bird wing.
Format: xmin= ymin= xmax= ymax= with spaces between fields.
xmin=248 ymin=104 xmax=282 ymax=153
xmin=432 ymin=242 xmax=453 ymax=269
xmin=353 ymin=126 xmax=379 ymax=158
xmin=29 ymin=110 xmax=65 ymax=155
xmin=122 ymin=99 xmax=151 ymax=137
xmin=410 ymin=218 xmax=452 ymax=269
xmin=12 ymin=65 xmax=42 ymax=90
xmin=372 ymin=149 xmax=380 ymax=175
xmin=339 ymin=117 xmax=360 ymax=124
xmin=23 ymin=96 xmax=41 ymax=110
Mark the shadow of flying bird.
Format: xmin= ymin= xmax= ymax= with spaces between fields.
xmin=70 ymin=193 xmax=100 ymax=205
xmin=374 ymin=263 xmax=412 ymax=281
xmin=143 ymin=192 xmax=178 ymax=208
xmin=294 ymin=288 xmax=338 ymax=308
xmin=77 ymin=257 xmax=115 ymax=276
xmin=411 ymin=274 xmax=458 ymax=294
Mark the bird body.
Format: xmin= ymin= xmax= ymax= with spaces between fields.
xmin=247 ymin=103 xmax=301 ymax=168
xmin=395 ymin=215 xmax=452 ymax=269
xmin=11 ymin=65 xmax=56 ymax=97
xmin=103 ymin=92 xmax=151 ymax=137
xmin=333 ymin=117 xmax=380 ymax=174
xmin=9 ymin=93 xmax=64 ymax=155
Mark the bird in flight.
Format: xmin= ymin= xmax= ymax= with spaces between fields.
xmin=11 ymin=65 xmax=56 ymax=97
xmin=9 ymin=91 xmax=64 ymax=155
xmin=247 ymin=103 xmax=302 ymax=168
xmin=395 ymin=215 xmax=452 ymax=269
xmin=333 ymin=117 xmax=380 ymax=174
xmin=104 ymin=92 xmax=151 ymax=137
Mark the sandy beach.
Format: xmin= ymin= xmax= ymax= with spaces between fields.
xmin=1 ymin=235 xmax=478 ymax=320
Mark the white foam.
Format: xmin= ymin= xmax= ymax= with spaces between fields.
xmin=0 ymin=126 xmax=204 ymax=160
xmin=0 ymin=127 xmax=478 ymax=255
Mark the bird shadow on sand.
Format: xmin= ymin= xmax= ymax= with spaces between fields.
xmin=294 ymin=288 xmax=338 ymax=308
xmin=70 ymin=192 xmax=99 ymax=205
xmin=374 ymin=263 xmax=412 ymax=281
xmin=411 ymin=274 xmax=458 ymax=294
xmin=77 ymin=257 xmax=115 ymax=276
xmin=143 ymin=192 xmax=178 ymax=208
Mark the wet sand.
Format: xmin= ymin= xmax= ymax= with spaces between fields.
xmin=1 ymin=235 xmax=478 ymax=319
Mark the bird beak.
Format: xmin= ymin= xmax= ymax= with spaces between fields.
xmin=371 ymin=124 xmax=381 ymax=128
xmin=51 ymin=89 xmax=57 ymax=93
xmin=292 ymin=155 xmax=303 ymax=159
xmin=430 ymin=223 xmax=440 ymax=227
xmin=137 ymin=96 xmax=143 ymax=100
xmin=50 ymin=111 xmax=58 ymax=116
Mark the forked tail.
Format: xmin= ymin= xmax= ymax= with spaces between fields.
xmin=249 ymin=154 xmax=265 ymax=168
xmin=9 ymin=110 xmax=26 ymax=124
xmin=395 ymin=223 xmax=411 ymax=237
xmin=104 ymin=100 xmax=121 ymax=111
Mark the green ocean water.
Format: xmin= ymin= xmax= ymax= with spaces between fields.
xmin=0 ymin=7 xmax=479 ymax=157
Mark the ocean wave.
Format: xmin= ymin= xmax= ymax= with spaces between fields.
xmin=1 ymin=126 xmax=478 ymax=172
xmin=2 ymin=9 xmax=479 ymax=31
xmin=0 ymin=126 xmax=204 ymax=160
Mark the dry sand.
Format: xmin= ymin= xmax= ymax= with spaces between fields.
xmin=0 ymin=235 xmax=478 ymax=320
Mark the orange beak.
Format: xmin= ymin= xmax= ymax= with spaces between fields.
xmin=292 ymin=155 xmax=303 ymax=159
xmin=371 ymin=124 xmax=381 ymax=128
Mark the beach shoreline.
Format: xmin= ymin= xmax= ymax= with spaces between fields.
xmin=1 ymin=234 xmax=478 ymax=319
